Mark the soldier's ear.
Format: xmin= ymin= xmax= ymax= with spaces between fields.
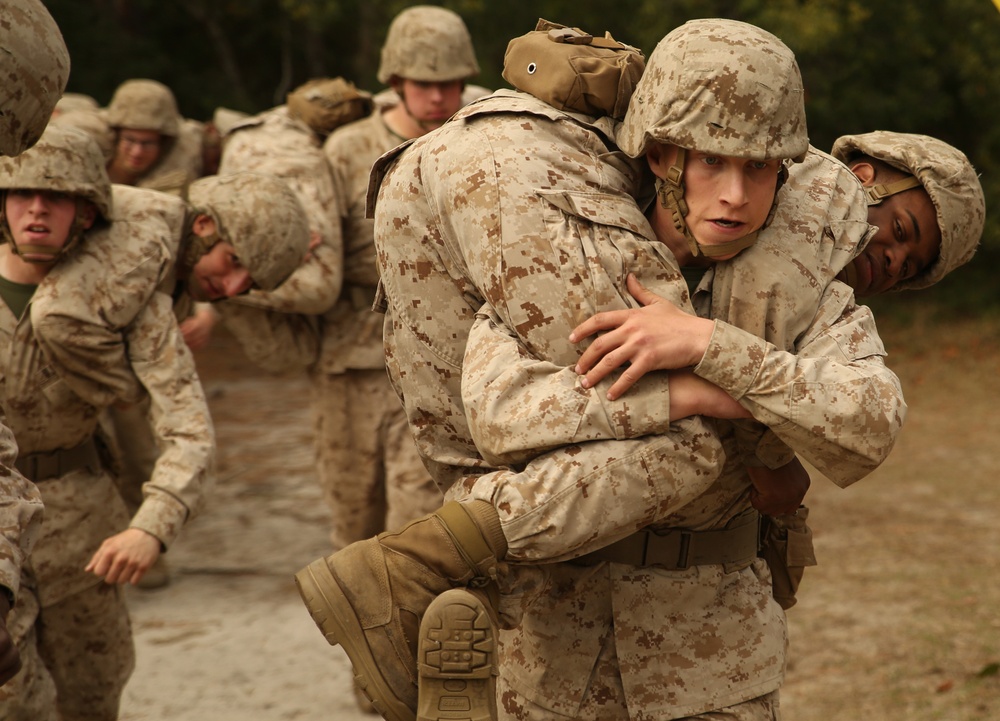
xmin=78 ymin=201 xmax=98 ymax=231
xmin=192 ymin=213 xmax=217 ymax=237
xmin=849 ymin=161 xmax=876 ymax=187
xmin=645 ymin=143 xmax=679 ymax=180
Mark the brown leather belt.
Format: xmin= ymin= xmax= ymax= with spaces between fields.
xmin=573 ymin=509 xmax=761 ymax=570
xmin=15 ymin=437 xmax=102 ymax=482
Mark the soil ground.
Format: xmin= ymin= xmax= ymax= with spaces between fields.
xmin=118 ymin=312 xmax=1000 ymax=721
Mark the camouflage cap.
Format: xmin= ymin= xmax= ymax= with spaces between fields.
xmin=286 ymin=77 xmax=373 ymax=137
xmin=187 ymin=173 xmax=309 ymax=291
xmin=0 ymin=0 xmax=71 ymax=157
xmin=377 ymin=5 xmax=479 ymax=84
xmin=0 ymin=123 xmax=113 ymax=220
xmin=106 ymin=79 xmax=182 ymax=137
xmin=832 ymin=131 xmax=984 ymax=291
xmin=617 ymin=18 xmax=808 ymax=162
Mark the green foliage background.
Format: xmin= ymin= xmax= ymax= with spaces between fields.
xmin=46 ymin=0 xmax=1000 ymax=315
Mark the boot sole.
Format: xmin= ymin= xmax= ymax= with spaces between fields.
xmin=295 ymin=558 xmax=416 ymax=721
xmin=417 ymin=589 xmax=497 ymax=721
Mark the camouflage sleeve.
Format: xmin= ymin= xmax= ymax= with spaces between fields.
xmin=695 ymin=280 xmax=905 ymax=487
xmin=0 ymin=417 xmax=42 ymax=603
xmin=125 ymin=291 xmax=214 ymax=547
xmin=214 ymin=301 xmax=320 ymax=373
xmin=463 ymin=305 xmax=675 ymax=467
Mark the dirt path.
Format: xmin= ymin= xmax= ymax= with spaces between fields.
xmin=119 ymin=315 xmax=1000 ymax=720
xmin=119 ymin=331 xmax=367 ymax=721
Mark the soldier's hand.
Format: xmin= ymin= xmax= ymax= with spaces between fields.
xmin=180 ymin=305 xmax=220 ymax=351
xmin=85 ymin=528 xmax=162 ymax=586
xmin=0 ymin=595 xmax=21 ymax=687
xmin=570 ymin=274 xmax=714 ymax=400
xmin=748 ymin=458 xmax=810 ymax=516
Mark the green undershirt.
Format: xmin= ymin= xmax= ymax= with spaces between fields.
xmin=681 ymin=265 xmax=709 ymax=297
xmin=0 ymin=275 xmax=38 ymax=321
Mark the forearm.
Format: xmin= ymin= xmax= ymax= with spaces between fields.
xmin=127 ymin=294 xmax=215 ymax=547
xmin=463 ymin=308 xmax=674 ymax=467
xmin=695 ymin=290 xmax=905 ymax=487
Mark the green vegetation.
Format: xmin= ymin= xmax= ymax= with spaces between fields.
xmin=47 ymin=0 xmax=1000 ymax=311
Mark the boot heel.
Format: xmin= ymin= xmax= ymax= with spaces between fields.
xmin=417 ymin=589 xmax=498 ymax=721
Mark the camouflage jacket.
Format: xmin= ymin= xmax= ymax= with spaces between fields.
xmin=26 ymin=185 xmax=213 ymax=549
xmin=214 ymin=105 xmax=343 ymax=370
xmin=372 ymin=92 xmax=905 ymax=716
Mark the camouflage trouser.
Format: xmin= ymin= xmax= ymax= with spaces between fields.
xmin=497 ymin=632 xmax=781 ymax=721
xmin=312 ymin=368 xmax=442 ymax=551
xmin=0 ymin=581 xmax=134 ymax=721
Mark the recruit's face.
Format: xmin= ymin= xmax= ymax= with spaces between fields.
xmin=189 ymin=240 xmax=253 ymax=302
xmin=398 ymin=78 xmax=464 ymax=132
xmin=110 ymin=128 xmax=163 ymax=178
xmin=4 ymin=189 xmax=94 ymax=262
xmin=843 ymin=189 xmax=940 ymax=296
xmin=648 ymin=144 xmax=780 ymax=260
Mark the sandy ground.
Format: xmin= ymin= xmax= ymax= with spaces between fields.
xmin=118 ymin=315 xmax=1000 ymax=721
xmin=119 ymin=331 xmax=368 ymax=721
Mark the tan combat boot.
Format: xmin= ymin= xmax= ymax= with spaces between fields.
xmin=295 ymin=500 xmax=507 ymax=721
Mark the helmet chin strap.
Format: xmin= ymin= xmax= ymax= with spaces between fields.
xmin=1 ymin=196 xmax=90 ymax=265
xmin=863 ymin=175 xmax=921 ymax=205
xmin=397 ymin=88 xmax=437 ymax=136
xmin=656 ymin=147 xmax=786 ymax=260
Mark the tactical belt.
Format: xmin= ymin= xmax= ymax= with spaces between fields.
xmin=573 ymin=509 xmax=761 ymax=570
xmin=15 ymin=437 xmax=102 ymax=482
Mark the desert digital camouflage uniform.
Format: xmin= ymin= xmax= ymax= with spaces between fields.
xmin=318 ymin=105 xmax=443 ymax=551
xmin=214 ymin=90 xmax=345 ymax=370
xmin=372 ymin=73 xmax=906 ymax=718
xmin=213 ymin=79 xmax=429 ymax=551
xmin=0 ymin=127 xmax=214 ymax=719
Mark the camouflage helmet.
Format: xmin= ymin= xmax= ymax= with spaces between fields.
xmin=618 ymin=18 xmax=808 ymax=161
xmin=377 ymin=5 xmax=479 ymax=84
xmin=832 ymin=131 xmax=984 ymax=291
xmin=0 ymin=0 xmax=71 ymax=157
xmin=286 ymin=77 xmax=373 ymax=137
xmin=106 ymin=79 xmax=182 ymax=137
xmin=0 ymin=123 xmax=113 ymax=220
xmin=186 ymin=173 xmax=309 ymax=291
